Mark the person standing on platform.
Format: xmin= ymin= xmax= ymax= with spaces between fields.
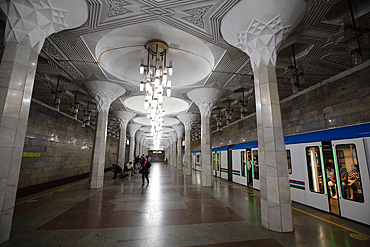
xmin=141 ymin=157 xmax=151 ymax=186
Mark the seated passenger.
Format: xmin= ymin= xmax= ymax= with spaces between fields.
xmin=348 ymin=165 xmax=361 ymax=200
xmin=340 ymin=166 xmax=348 ymax=198
xmin=327 ymin=166 xmax=337 ymax=198
xmin=112 ymin=164 xmax=123 ymax=179
xmin=125 ymin=161 xmax=136 ymax=176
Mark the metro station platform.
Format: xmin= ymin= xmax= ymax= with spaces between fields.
xmin=2 ymin=162 xmax=370 ymax=247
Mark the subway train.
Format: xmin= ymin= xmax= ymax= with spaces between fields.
xmin=192 ymin=122 xmax=370 ymax=225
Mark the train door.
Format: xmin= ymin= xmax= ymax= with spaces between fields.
xmin=304 ymin=142 xmax=329 ymax=212
xmin=332 ymin=138 xmax=370 ymax=225
xmin=246 ymin=149 xmax=253 ymax=187
xmin=227 ymin=146 xmax=233 ymax=182
xmin=321 ymin=141 xmax=340 ymax=215
xmin=192 ymin=154 xmax=195 ymax=170
xmin=251 ymin=148 xmax=260 ymax=190
xmin=213 ymin=152 xmax=220 ymax=177
xmin=241 ymin=150 xmax=246 ymax=184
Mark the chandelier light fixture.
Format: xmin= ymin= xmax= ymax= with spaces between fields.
xmin=287 ymin=44 xmax=304 ymax=94
xmin=139 ymin=40 xmax=173 ymax=149
xmin=54 ymin=75 xmax=62 ymax=111
xmin=343 ymin=0 xmax=369 ymax=65
xmin=70 ymin=92 xmax=79 ymax=120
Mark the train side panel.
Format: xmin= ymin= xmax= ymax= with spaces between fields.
xmin=286 ymin=144 xmax=307 ymax=205
xmin=232 ymin=150 xmax=245 ymax=185
xmin=333 ymin=138 xmax=370 ymax=225
xmin=220 ymin=150 xmax=228 ymax=180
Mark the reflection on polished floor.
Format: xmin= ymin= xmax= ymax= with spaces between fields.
xmin=3 ymin=162 xmax=370 ymax=247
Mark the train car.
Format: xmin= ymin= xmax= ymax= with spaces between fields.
xmin=192 ymin=122 xmax=370 ymax=225
xmin=231 ymin=142 xmax=260 ymax=190
xmin=192 ymin=150 xmax=201 ymax=171
xmin=212 ymin=146 xmax=229 ymax=178
xmin=284 ymin=123 xmax=370 ymax=225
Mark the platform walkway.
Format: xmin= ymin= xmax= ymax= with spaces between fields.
xmin=2 ymin=162 xmax=370 ymax=247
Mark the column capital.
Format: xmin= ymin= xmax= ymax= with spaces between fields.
xmin=187 ymin=88 xmax=223 ymax=118
xmin=139 ymin=135 xmax=145 ymax=144
xmin=169 ymin=132 xmax=177 ymax=143
xmin=172 ymin=125 xmax=184 ymax=137
xmin=114 ymin=111 xmax=136 ymax=129
xmin=85 ymin=81 xmax=126 ymax=113
xmin=94 ymin=90 xmax=116 ymax=113
xmin=178 ymin=114 xmax=198 ymax=131
xmin=236 ymin=15 xmax=291 ymax=71
xmin=128 ymin=124 xmax=141 ymax=137
xmin=136 ymin=130 xmax=144 ymax=141
xmin=0 ymin=0 xmax=88 ymax=53
xmin=220 ymin=0 xmax=307 ymax=72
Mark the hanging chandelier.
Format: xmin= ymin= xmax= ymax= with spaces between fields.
xmin=139 ymin=40 xmax=173 ymax=149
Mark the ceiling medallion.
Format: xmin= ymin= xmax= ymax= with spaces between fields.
xmin=139 ymin=40 xmax=173 ymax=149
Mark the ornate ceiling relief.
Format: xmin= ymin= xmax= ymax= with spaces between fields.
xmin=43 ymin=39 xmax=84 ymax=79
xmin=182 ymin=5 xmax=213 ymax=28
xmin=322 ymin=54 xmax=353 ymax=68
xmin=226 ymin=62 xmax=252 ymax=89
xmin=106 ymin=0 xmax=132 ymax=18
xmin=42 ymin=39 xmax=65 ymax=60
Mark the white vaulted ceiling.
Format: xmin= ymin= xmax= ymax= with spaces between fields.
xmin=1 ymin=0 xmax=369 ymax=149
xmin=95 ymin=24 xmax=214 ymax=87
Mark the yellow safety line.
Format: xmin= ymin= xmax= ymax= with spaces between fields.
xmin=15 ymin=179 xmax=88 ymax=206
xmin=218 ymin=179 xmax=370 ymax=239
xmin=292 ymin=207 xmax=370 ymax=239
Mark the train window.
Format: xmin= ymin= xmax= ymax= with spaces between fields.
xmin=336 ymin=144 xmax=364 ymax=203
xmin=241 ymin=151 xmax=246 ymax=176
xmin=287 ymin=150 xmax=292 ymax=174
xmin=253 ymin=150 xmax=259 ymax=180
xmin=306 ymin=146 xmax=324 ymax=194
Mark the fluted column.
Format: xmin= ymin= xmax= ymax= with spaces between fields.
xmin=221 ymin=1 xmax=307 ymax=231
xmin=178 ymin=114 xmax=198 ymax=175
xmin=114 ymin=111 xmax=136 ymax=168
xmin=173 ymin=125 xmax=184 ymax=171
xmin=188 ymin=88 xmax=223 ymax=187
xmin=0 ymin=1 xmax=88 ymax=242
xmin=128 ymin=124 xmax=141 ymax=163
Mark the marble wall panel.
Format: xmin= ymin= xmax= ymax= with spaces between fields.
xmin=18 ymin=101 xmax=118 ymax=188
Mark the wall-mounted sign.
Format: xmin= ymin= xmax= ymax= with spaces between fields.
xmin=23 ymin=152 xmax=41 ymax=157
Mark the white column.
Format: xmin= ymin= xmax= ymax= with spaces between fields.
xmin=170 ymin=132 xmax=177 ymax=168
xmin=114 ymin=111 xmax=136 ymax=168
xmin=188 ymin=88 xmax=223 ymax=187
xmin=168 ymin=141 xmax=172 ymax=166
xmin=173 ymin=125 xmax=184 ymax=171
xmin=235 ymin=15 xmax=298 ymax=232
xmin=178 ymin=114 xmax=198 ymax=175
xmin=128 ymin=124 xmax=141 ymax=163
xmin=136 ymin=131 xmax=144 ymax=158
xmin=86 ymin=84 xmax=126 ymax=189
xmin=0 ymin=1 xmax=86 ymax=242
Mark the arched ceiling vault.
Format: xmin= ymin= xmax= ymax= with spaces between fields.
xmin=1 ymin=0 xmax=369 ymax=147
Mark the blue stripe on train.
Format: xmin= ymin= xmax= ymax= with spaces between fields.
xmin=232 ymin=122 xmax=370 ymax=150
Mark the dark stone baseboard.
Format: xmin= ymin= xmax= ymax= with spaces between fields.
xmin=16 ymin=167 xmax=114 ymax=199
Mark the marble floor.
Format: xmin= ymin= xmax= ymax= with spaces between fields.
xmin=2 ymin=162 xmax=370 ymax=247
